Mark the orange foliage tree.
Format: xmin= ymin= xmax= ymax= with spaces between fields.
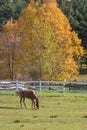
xmin=0 ymin=18 xmax=20 ymax=79
xmin=43 ymin=0 xmax=57 ymax=4
xmin=15 ymin=2 xmax=84 ymax=80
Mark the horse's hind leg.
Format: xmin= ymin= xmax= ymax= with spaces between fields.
xmin=20 ymin=97 xmax=22 ymax=108
xmin=23 ymin=97 xmax=27 ymax=108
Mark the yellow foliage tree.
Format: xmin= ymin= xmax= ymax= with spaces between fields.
xmin=16 ymin=2 xmax=84 ymax=80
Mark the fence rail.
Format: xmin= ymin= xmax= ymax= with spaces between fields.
xmin=0 ymin=80 xmax=87 ymax=95
xmin=0 ymin=80 xmax=65 ymax=95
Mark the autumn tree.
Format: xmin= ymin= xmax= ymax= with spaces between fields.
xmin=43 ymin=0 xmax=57 ymax=4
xmin=0 ymin=18 xmax=20 ymax=80
xmin=57 ymin=0 xmax=87 ymax=65
xmin=16 ymin=1 xmax=84 ymax=80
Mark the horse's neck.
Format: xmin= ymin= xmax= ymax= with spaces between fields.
xmin=32 ymin=90 xmax=38 ymax=98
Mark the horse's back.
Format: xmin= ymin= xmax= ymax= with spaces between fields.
xmin=17 ymin=89 xmax=38 ymax=99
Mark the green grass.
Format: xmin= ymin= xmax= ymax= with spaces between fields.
xmin=0 ymin=92 xmax=87 ymax=130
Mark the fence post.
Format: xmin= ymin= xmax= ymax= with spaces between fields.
xmin=16 ymin=80 xmax=18 ymax=90
xmin=63 ymin=80 xmax=66 ymax=96
xmin=39 ymin=80 xmax=42 ymax=96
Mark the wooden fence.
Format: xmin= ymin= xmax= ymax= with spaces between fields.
xmin=0 ymin=80 xmax=87 ymax=95
xmin=0 ymin=80 xmax=65 ymax=95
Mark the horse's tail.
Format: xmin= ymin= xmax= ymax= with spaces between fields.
xmin=36 ymin=96 xmax=39 ymax=109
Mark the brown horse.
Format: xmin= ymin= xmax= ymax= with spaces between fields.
xmin=17 ymin=89 xmax=39 ymax=109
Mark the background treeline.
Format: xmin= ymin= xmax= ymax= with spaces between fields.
xmin=57 ymin=0 xmax=87 ymax=64
xmin=0 ymin=0 xmax=30 ymax=30
xmin=0 ymin=0 xmax=87 ymax=52
xmin=0 ymin=0 xmax=86 ymax=80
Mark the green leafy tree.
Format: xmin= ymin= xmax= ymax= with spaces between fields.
xmin=0 ymin=0 xmax=13 ymax=30
xmin=9 ymin=0 xmax=31 ymax=20
xmin=0 ymin=0 xmax=30 ymax=31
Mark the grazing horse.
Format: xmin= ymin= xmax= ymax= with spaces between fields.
xmin=17 ymin=89 xmax=39 ymax=109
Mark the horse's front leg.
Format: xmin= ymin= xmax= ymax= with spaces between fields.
xmin=31 ymin=100 xmax=35 ymax=109
xmin=23 ymin=97 xmax=27 ymax=108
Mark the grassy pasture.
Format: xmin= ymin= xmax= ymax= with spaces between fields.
xmin=0 ymin=92 xmax=87 ymax=130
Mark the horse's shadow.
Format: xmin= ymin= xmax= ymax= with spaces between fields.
xmin=0 ymin=106 xmax=19 ymax=110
